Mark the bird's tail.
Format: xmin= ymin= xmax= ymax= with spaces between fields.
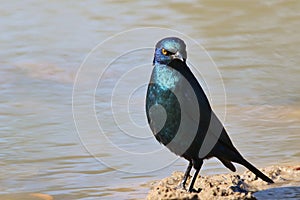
xmin=239 ymin=158 xmax=274 ymax=183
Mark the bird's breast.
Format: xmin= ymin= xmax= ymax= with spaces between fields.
xmin=146 ymin=64 xmax=203 ymax=156
xmin=146 ymin=65 xmax=182 ymax=144
xmin=150 ymin=65 xmax=181 ymax=90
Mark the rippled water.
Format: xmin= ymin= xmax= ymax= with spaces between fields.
xmin=1 ymin=1 xmax=299 ymax=199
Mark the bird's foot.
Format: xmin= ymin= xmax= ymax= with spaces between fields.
xmin=175 ymin=182 xmax=201 ymax=193
xmin=188 ymin=187 xmax=202 ymax=193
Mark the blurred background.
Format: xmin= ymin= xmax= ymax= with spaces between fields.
xmin=1 ymin=1 xmax=299 ymax=199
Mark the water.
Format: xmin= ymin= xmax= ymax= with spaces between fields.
xmin=1 ymin=1 xmax=299 ymax=199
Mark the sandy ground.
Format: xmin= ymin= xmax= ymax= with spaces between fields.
xmin=147 ymin=164 xmax=300 ymax=200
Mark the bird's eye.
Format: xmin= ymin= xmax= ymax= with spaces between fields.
xmin=161 ymin=48 xmax=168 ymax=55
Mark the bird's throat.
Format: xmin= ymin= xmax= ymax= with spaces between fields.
xmin=151 ymin=64 xmax=180 ymax=90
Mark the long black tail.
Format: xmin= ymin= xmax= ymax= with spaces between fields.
xmin=240 ymin=158 xmax=274 ymax=183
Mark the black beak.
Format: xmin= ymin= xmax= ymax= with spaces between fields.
xmin=171 ymin=51 xmax=184 ymax=62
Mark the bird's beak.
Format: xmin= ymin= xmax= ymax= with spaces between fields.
xmin=172 ymin=51 xmax=184 ymax=62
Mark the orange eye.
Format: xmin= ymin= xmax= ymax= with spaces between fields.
xmin=161 ymin=48 xmax=168 ymax=55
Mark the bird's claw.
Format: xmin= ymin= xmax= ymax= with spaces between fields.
xmin=175 ymin=182 xmax=202 ymax=193
xmin=188 ymin=187 xmax=202 ymax=193
xmin=175 ymin=184 xmax=201 ymax=193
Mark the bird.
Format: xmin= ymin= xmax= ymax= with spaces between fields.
xmin=145 ymin=37 xmax=274 ymax=192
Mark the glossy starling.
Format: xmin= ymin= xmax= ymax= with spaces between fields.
xmin=145 ymin=37 xmax=274 ymax=192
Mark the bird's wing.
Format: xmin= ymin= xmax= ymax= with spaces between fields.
xmin=167 ymin=59 xmax=213 ymax=154
xmin=168 ymin=59 xmax=237 ymax=155
xmin=168 ymin=59 xmax=212 ymax=129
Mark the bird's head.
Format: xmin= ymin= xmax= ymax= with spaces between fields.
xmin=153 ymin=37 xmax=187 ymax=65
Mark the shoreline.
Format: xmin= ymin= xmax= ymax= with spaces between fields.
xmin=147 ymin=164 xmax=300 ymax=199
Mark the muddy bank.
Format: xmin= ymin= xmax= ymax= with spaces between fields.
xmin=147 ymin=164 xmax=300 ymax=199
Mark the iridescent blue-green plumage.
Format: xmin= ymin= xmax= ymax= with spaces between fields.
xmin=146 ymin=81 xmax=181 ymax=145
xmin=146 ymin=37 xmax=273 ymax=192
xmin=147 ymin=37 xmax=187 ymax=146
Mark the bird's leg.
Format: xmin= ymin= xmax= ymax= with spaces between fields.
xmin=188 ymin=160 xmax=203 ymax=193
xmin=188 ymin=168 xmax=200 ymax=192
xmin=177 ymin=161 xmax=192 ymax=190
